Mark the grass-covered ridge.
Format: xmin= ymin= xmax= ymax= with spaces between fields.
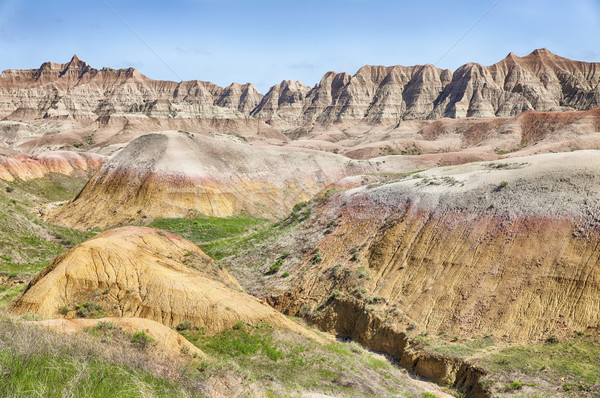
xmin=0 ymin=174 xmax=97 ymax=280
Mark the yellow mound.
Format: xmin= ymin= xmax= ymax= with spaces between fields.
xmin=11 ymin=227 xmax=318 ymax=339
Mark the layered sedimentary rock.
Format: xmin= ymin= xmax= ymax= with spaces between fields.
xmin=231 ymin=151 xmax=600 ymax=343
xmin=0 ymin=150 xmax=105 ymax=181
xmin=47 ymin=130 xmax=422 ymax=228
xmin=10 ymin=226 xmax=318 ymax=338
xmin=0 ymin=55 xmax=262 ymax=135
xmin=0 ymin=50 xmax=598 ymax=133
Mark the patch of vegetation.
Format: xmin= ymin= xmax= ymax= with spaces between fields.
xmin=0 ymin=174 xmax=97 ymax=279
xmin=131 ymin=331 xmax=155 ymax=349
xmin=310 ymin=248 xmax=322 ymax=264
xmin=179 ymin=322 xmax=417 ymax=396
xmin=495 ymin=138 xmax=527 ymax=155
xmin=427 ymin=336 xmax=496 ymax=358
xmin=75 ymin=301 xmax=105 ymax=318
xmin=0 ymin=318 xmax=199 ymax=397
xmin=478 ymin=334 xmax=600 ymax=384
xmin=148 ymin=214 xmax=267 ymax=246
xmin=504 ymin=380 xmax=524 ymax=391
xmin=400 ymin=143 xmax=422 ymax=156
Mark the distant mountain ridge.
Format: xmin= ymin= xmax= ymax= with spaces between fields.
xmin=0 ymin=49 xmax=599 ymax=125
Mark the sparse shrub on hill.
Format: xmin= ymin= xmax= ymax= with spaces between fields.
xmin=131 ymin=331 xmax=155 ymax=349
xmin=75 ymin=301 xmax=104 ymax=318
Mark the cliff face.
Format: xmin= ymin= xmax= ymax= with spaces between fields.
xmin=227 ymin=151 xmax=600 ymax=343
xmin=0 ymin=55 xmax=262 ymax=122
xmin=1 ymin=50 xmax=598 ymax=129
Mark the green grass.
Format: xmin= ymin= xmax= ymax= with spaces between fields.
xmin=148 ymin=214 xmax=267 ymax=244
xmin=0 ymin=318 xmax=201 ymax=397
xmin=148 ymin=215 xmax=269 ymax=259
xmin=179 ymin=323 xmax=417 ymax=396
xmin=0 ymin=174 xmax=97 ymax=279
xmin=148 ymin=207 xmax=311 ymax=261
xmin=476 ymin=334 xmax=600 ymax=384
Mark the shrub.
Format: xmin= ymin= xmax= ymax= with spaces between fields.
xmin=58 ymin=306 xmax=70 ymax=316
xmin=94 ymin=321 xmax=115 ymax=331
xmin=233 ymin=321 xmax=245 ymax=330
xmin=499 ymin=180 xmax=509 ymax=188
xmin=282 ymin=272 xmax=290 ymax=278
xmin=176 ymin=320 xmax=193 ymax=331
xmin=505 ymin=380 xmax=524 ymax=390
xmin=546 ymin=334 xmax=559 ymax=344
xmin=350 ymin=246 xmax=359 ymax=261
xmin=356 ymin=267 xmax=368 ymax=279
xmin=131 ymin=331 xmax=154 ymax=349
xmin=311 ymin=249 xmax=322 ymax=264
xmin=266 ymin=258 xmax=283 ymax=275
xmin=75 ymin=302 xmax=104 ymax=318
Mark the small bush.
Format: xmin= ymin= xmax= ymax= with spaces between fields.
xmin=282 ymin=272 xmax=290 ymax=278
xmin=58 ymin=306 xmax=70 ymax=316
xmin=176 ymin=320 xmax=193 ymax=331
xmin=505 ymin=380 xmax=524 ymax=390
xmin=131 ymin=331 xmax=154 ymax=349
xmin=94 ymin=321 xmax=115 ymax=331
xmin=350 ymin=246 xmax=359 ymax=261
xmin=356 ymin=267 xmax=369 ymax=279
xmin=266 ymin=258 xmax=283 ymax=275
xmin=546 ymin=334 xmax=559 ymax=344
xmin=233 ymin=321 xmax=245 ymax=330
xmin=499 ymin=180 xmax=509 ymax=188
xmin=75 ymin=302 xmax=104 ymax=318
xmin=422 ymin=393 xmax=437 ymax=398
xmin=311 ymin=248 xmax=322 ymax=264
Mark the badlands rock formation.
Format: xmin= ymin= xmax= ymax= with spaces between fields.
xmin=231 ymin=151 xmax=600 ymax=343
xmin=0 ymin=49 xmax=598 ymax=151
xmin=47 ymin=130 xmax=426 ymax=228
xmin=0 ymin=150 xmax=105 ymax=181
xmin=10 ymin=226 xmax=317 ymax=338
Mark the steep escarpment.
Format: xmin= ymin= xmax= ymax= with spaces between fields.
xmin=10 ymin=226 xmax=318 ymax=338
xmin=229 ymin=151 xmax=600 ymax=344
xmin=47 ymin=130 xmax=424 ymax=228
xmin=1 ymin=49 xmax=598 ymax=138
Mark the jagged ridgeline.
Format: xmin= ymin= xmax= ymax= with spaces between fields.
xmin=0 ymin=49 xmax=598 ymax=125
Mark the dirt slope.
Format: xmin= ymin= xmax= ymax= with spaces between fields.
xmin=10 ymin=226 xmax=318 ymax=339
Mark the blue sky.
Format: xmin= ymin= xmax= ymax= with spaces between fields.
xmin=0 ymin=0 xmax=598 ymax=92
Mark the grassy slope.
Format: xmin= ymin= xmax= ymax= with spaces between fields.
xmin=0 ymin=174 xmax=98 ymax=311
xmin=179 ymin=321 xmax=433 ymax=397
xmin=0 ymin=317 xmax=202 ymax=398
xmin=0 ymin=174 xmax=96 ymax=278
